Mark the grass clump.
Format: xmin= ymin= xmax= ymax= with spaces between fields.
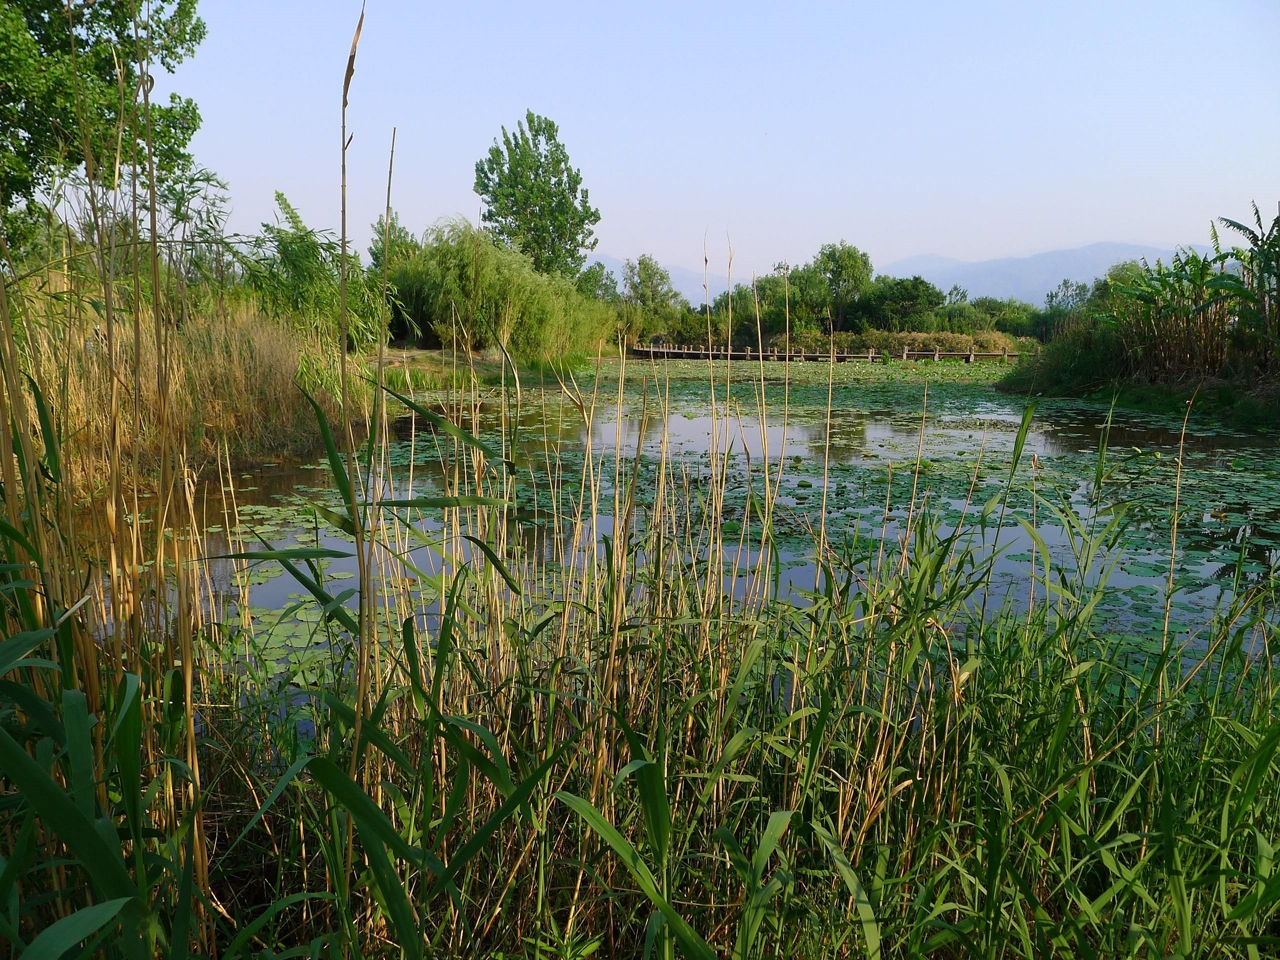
xmin=18 ymin=286 xmax=342 ymax=488
xmin=3 ymin=336 xmax=1279 ymax=956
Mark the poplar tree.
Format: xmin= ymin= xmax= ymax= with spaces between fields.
xmin=474 ymin=110 xmax=601 ymax=278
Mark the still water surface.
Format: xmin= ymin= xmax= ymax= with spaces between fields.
xmin=192 ymin=364 xmax=1280 ymax=645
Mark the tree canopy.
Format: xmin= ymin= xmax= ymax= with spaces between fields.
xmin=473 ymin=110 xmax=600 ymax=279
xmin=619 ymin=254 xmax=687 ymax=343
xmin=576 ymin=260 xmax=619 ymax=302
xmin=813 ymin=241 xmax=873 ymax=330
xmin=0 ymin=0 xmax=205 ymax=221
xmin=850 ymin=275 xmax=947 ymax=331
xmin=385 ymin=220 xmax=612 ymax=359
xmin=367 ymin=210 xmax=421 ymax=275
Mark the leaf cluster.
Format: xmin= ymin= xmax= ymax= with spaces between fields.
xmin=474 ymin=110 xmax=601 ymax=279
xmin=0 ymin=1 xmax=204 ymax=222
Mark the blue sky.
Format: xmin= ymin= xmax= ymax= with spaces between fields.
xmin=158 ymin=1 xmax=1280 ymax=278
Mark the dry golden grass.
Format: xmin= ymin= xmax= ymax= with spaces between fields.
xmin=22 ymin=294 xmax=340 ymax=489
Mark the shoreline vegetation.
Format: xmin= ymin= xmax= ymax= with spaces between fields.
xmin=1000 ymin=206 xmax=1280 ymax=433
xmin=0 ymin=4 xmax=1278 ymax=959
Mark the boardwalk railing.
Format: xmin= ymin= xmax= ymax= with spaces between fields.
xmin=630 ymin=344 xmax=1018 ymax=364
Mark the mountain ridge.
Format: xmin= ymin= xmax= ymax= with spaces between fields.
xmin=879 ymin=242 xmax=1183 ymax=304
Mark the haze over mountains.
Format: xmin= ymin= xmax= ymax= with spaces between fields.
xmin=879 ymin=243 xmax=1183 ymax=304
xmin=596 ymin=242 xmax=1187 ymax=308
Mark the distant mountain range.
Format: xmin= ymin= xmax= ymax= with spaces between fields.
xmin=879 ymin=242 xmax=1184 ymax=305
xmin=593 ymin=241 xmax=1190 ymax=309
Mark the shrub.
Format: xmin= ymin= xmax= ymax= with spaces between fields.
xmin=1002 ymin=315 xmax=1125 ymax=394
xmin=240 ymin=193 xmax=381 ymax=351
xmin=387 ymin=220 xmax=612 ymax=362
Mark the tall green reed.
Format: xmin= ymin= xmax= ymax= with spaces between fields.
xmin=2 ymin=7 xmax=1279 ymax=959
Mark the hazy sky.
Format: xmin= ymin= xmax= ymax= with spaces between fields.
xmin=157 ymin=1 xmax=1280 ymax=278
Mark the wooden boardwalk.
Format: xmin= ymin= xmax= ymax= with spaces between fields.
xmin=630 ymin=344 xmax=1018 ymax=364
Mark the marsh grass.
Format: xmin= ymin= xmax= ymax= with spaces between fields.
xmin=4 ymin=315 xmax=1280 ymax=957
xmin=1005 ymin=205 xmax=1280 ymax=406
xmin=8 ymin=235 xmax=1280 ymax=959
xmin=1 ymin=7 xmax=1279 ymax=959
xmin=24 ymin=299 xmax=338 ymax=487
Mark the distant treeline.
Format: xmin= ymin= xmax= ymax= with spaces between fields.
xmin=377 ymin=231 xmax=1057 ymax=358
xmin=22 ymin=178 xmax=1272 ymax=388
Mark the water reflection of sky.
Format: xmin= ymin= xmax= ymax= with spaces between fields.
xmin=587 ymin=404 xmax=1175 ymax=465
xmin=187 ymin=383 xmax=1278 ymax=645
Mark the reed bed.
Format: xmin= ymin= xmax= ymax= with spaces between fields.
xmin=2 ymin=9 xmax=1279 ymax=958
xmin=20 ymin=295 xmax=338 ymax=489
xmin=2 ymin=303 xmax=1279 ymax=957
xmin=1008 ymin=205 xmax=1280 ymax=396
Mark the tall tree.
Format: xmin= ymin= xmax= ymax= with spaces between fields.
xmin=619 ymin=254 xmax=687 ymax=343
xmin=367 ymin=210 xmax=420 ymax=274
xmin=0 ymin=1 xmax=204 ymax=224
xmin=622 ymin=255 xmax=682 ymax=312
xmin=473 ymin=110 xmax=600 ymax=278
xmin=577 ymin=260 xmax=618 ymax=302
xmin=813 ymin=241 xmax=872 ymax=331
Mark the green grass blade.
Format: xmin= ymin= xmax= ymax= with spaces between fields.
xmin=273 ymin=552 xmax=360 ymax=635
xmin=112 ymin=675 xmax=144 ymax=861
xmin=299 ymin=386 xmax=353 ymax=507
xmin=206 ymin=548 xmax=353 ymax=562
xmin=557 ymin=791 xmax=715 ymax=960
xmin=21 ymin=897 xmax=133 ymax=960
xmin=427 ymin=744 xmax=570 ymax=900
xmin=315 ymin=690 xmax=415 ymax=773
xmin=0 ymin=727 xmax=134 ymax=900
xmin=0 ymin=680 xmax=64 ymax=742
xmin=357 ymin=812 xmax=423 ymax=960
xmin=23 ymin=373 xmax=60 ymax=485
xmin=61 ymin=690 xmax=94 ymax=820
xmin=377 ymin=381 xmax=514 ymax=473
xmin=306 ymin=758 xmax=425 ymax=868
xmin=401 ymin=616 xmax=427 ymax=711
xmin=462 ymin=535 xmax=521 ymax=595
xmin=382 ymin=496 xmax=510 ymax=510
xmin=169 ymin=823 xmax=196 ymax=960
xmin=219 ymin=756 xmax=311 ymax=863
xmin=222 ymin=893 xmax=335 ymax=960
xmin=0 ymin=812 xmax=36 ymax=908
xmin=814 ymin=820 xmax=881 ymax=960
xmin=0 ymin=629 xmax=55 ymax=676
xmin=616 ymin=714 xmax=671 ymax=869
xmin=752 ymin=811 xmax=794 ymax=885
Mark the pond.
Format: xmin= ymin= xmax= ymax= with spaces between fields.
xmin=192 ymin=359 xmax=1280 ymax=661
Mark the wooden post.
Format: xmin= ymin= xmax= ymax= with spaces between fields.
xmin=902 ymin=345 xmax=908 ymax=361
xmin=1002 ymin=345 xmax=1009 ymax=363
xmin=966 ymin=346 xmax=975 ymax=364
xmin=934 ymin=347 xmax=940 ymax=362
